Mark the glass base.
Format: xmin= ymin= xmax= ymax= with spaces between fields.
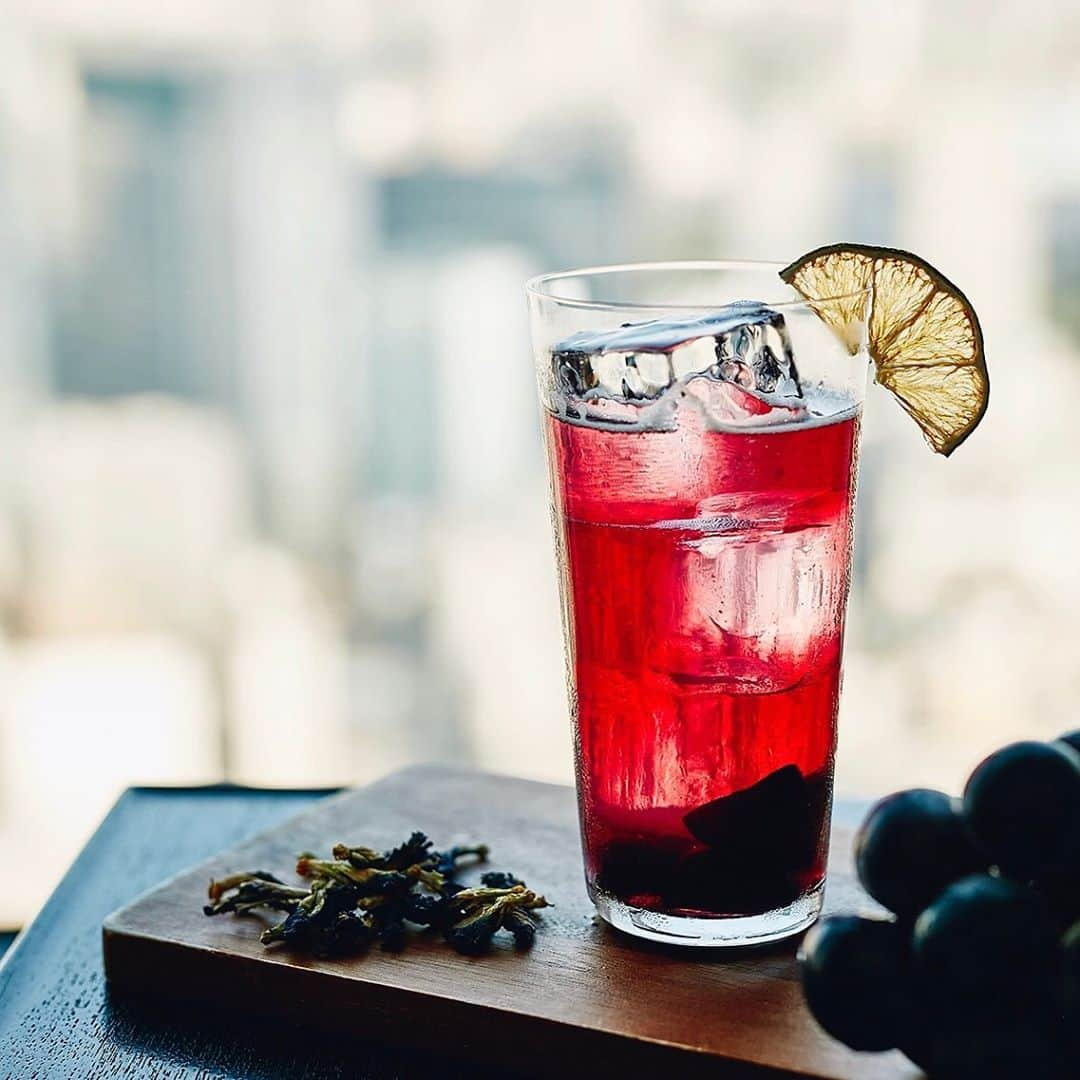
xmin=592 ymin=880 xmax=824 ymax=948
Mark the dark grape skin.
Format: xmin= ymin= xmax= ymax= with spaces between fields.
xmin=1037 ymin=862 xmax=1080 ymax=932
xmin=922 ymin=1020 xmax=1068 ymax=1080
xmin=1065 ymin=920 xmax=1080 ymax=1023
xmin=912 ymin=874 xmax=1057 ymax=1019
xmin=1029 ymin=733 xmax=1080 ymax=928
xmin=1064 ymin=922 xmax=1080 ymax=1069
xmin=799 ymin=916 xmax=921 ymax=1052
xmin=1055 ymin=731 xmax=1080 ymax=862
xmin=854 ymin=789 xmax=985 ymax=919
xmin=962 ymin=740 xmax=1080 ymax=879
xmin=1058 ymin=729 xmax=1080 ymax=757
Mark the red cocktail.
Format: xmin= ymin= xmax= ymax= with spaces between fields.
xmin=529 ymin=263 xmax=868 ymax=945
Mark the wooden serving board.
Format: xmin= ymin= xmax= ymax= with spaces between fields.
xmin=103 ymin=766 xmax=919 ymax=1079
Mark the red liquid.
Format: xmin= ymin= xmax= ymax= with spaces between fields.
xmin=546 ymin=401 xmax=860 ymax=917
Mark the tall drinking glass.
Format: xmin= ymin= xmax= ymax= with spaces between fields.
xmin=527 ymin=263 xmax=870 ymax=946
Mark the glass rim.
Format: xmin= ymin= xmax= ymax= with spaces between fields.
xmin=525 ymin=259 xmax=871 ymax=312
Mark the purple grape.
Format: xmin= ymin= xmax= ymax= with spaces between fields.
xmin=912 ymin=874 xmax=1056 ymax=1018
xmin=963 ymin=741 xmax=1080 ymax=878
xmin=854 ymin=788 xmax=985 ymax=918
xmin=799 ymin=915 xmax=921 ymax=1052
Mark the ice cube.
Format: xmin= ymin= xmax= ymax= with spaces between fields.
xmin=711 ymin=300 xmax=801 ymax=402
xmin=550 ymin=301 xmax=802 ymax=418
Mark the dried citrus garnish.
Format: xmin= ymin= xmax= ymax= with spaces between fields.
xmin=781 ymin=244 xmax=988 ymax=455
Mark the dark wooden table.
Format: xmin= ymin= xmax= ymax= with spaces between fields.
xmin=0 ymin=783 xmax=871 ymax=1080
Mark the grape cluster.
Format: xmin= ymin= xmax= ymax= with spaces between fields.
xmin=799 ymin=732 xmax=1080 ymax=1078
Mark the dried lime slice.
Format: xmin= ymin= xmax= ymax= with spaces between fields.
xmin=780 ymin=244 xmax=988 ymax=455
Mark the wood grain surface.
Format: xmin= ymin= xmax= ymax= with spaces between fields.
xmin=103 ymin=766 xmax=920 ymax=1079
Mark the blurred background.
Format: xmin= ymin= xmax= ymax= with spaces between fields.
xmin=1 ymin=0 xmax=1078 ymax=930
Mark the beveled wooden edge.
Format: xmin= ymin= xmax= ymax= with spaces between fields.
xmin=102 ymin=922 xmax=793 ymax=1079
